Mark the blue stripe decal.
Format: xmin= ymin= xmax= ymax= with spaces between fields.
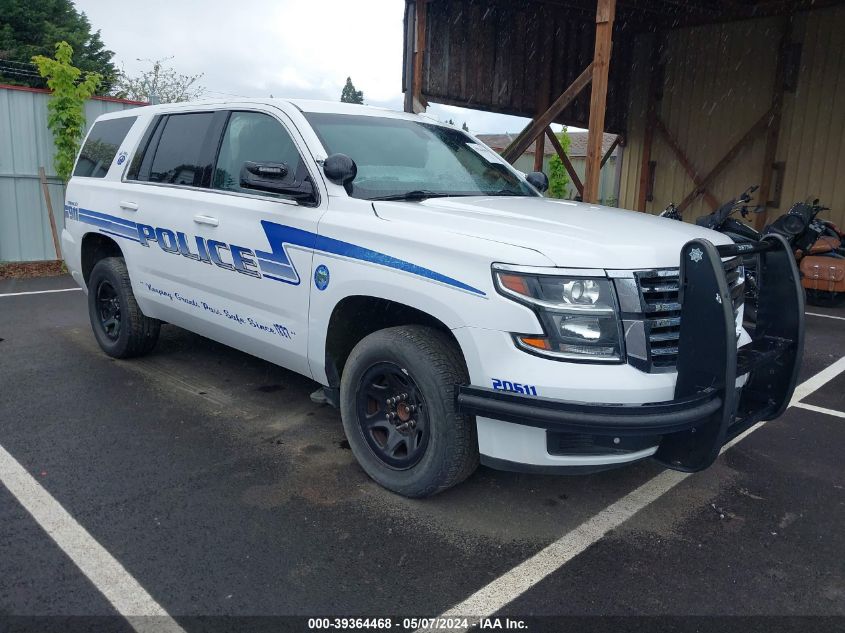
xmin=68 ymin=206 xmax=485 ymax=297
xmin=100 ymin=229 xmax=142 ymax=243
xmin=259 ymin=221 xmax=486 ymax=296
xmin=79 ymin=208 xmax=139 ymax=229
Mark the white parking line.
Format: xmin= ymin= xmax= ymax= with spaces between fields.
xmin=793 ymin=401 xmax=845 ymax=419
xmin=0 ymin=287 xmax=82 ymax=298
xmin=806 ymin=311 xmax=845 ymax=321
xmin=427 ymin=356 xmax=845 ymax=631
xmin=0 ymin=444 xmax=186 ymax=633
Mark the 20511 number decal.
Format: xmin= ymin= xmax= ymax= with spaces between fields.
xmin=492 ymin=378 xmax=538 ymax=396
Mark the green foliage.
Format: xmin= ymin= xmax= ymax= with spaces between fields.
xmin=112 ymin=57 xmax=205 ymax=103
xmin=0 ymin=0 xmax=116 ymax=92
xmin=32 ymin=41 xmax=100 ymax=182
xmin=340 ymin=76 xmax=364 ymax=104
xmin=547 ymin=127 xmax=572 ymax=199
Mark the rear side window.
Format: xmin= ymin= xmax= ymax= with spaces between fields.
xmin=73 ymin=117 xmax=137 ymax=178
xmin=146 ymin=112 xmax=217 ymax=187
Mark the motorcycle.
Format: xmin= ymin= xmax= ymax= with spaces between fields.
xmin=659 ymin=187 xmax=845 ymax=315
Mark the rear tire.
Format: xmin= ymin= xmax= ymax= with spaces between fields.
xmin=88 ymin=257 xmax=160 ymax=358
xmin=340 ymin=326 xmax=478 ymax=497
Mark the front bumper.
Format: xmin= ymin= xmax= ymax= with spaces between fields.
xmin=460 ymin=235 xmax=804 ymax=473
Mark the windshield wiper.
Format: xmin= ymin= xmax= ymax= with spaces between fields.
xmin=368 ymin=190 xmax=456 ymax=202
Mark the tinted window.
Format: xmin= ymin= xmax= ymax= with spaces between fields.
xmin=73 ymin=117 xmax=137 ymax=178
xmin=147 ymin=113 xmax=216 ymax=186
xmin=213 ymin=111 xmax=307 ymax=199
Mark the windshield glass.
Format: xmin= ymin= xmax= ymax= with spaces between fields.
xmin=303 ymin=113 xmax=538 ymax=200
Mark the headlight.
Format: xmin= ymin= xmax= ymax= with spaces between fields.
xmin=493 ymin=266 xmax=623 ymax=362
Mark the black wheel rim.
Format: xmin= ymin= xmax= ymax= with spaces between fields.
xmin=96 ymin=280 xmax=121 ymax=341
xmin=355 ymin=362 xmax=429 ymax=469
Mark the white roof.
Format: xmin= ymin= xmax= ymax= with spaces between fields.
xmin=97 ymin=97 xmax=441 ymax=125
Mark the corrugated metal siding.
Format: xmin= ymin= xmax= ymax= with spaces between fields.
xmin=0 ymin=87 xmax=139 ymax=262
xmin=619 ymin=5 xmax=845 ymax=230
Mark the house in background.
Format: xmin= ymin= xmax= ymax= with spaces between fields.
xmin=477 ymin=131 xmax=623 ymax=205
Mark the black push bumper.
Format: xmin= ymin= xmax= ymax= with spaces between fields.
xmin=459 ymin=234 xmax=804 ymax=473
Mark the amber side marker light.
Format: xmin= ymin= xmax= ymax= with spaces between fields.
xmin=499 ymin=273 xmax=531 ymax=296
xmin=518 ymin=336 xmax=551 ymax=350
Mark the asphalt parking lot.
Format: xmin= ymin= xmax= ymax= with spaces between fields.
xmin=1 ymin=274 xmax=844 ymax=633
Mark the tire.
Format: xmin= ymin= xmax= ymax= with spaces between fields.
xmin=87 ymin=257 xmax=160 ymax=358
xmin=340 ymin=326 xmax=478 ymax=497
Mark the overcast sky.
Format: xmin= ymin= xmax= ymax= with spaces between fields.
xmin=75 ymin=0 xmax=559 ymax=135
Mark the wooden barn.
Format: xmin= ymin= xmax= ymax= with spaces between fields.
xmin=401 ymin=0 xmax=845 ymax=230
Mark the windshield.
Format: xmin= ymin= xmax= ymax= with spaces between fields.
xmin=303 ymin=113 xmax=538 ymax=201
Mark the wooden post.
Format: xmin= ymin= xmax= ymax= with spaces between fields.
xmin=533 ymin=135 xmax=546 ymax=172
xmin=38 ymin=167 xmax=62 ymax=260
xmin=755 ymin=17 xmax=792 ymax=230
xmin=411 ymin=0 xmax=428 ymax=114
xmin=583 ymin=0 xmax=616 ymax=203
xmin=637 ymin=35 xmax=662 ymax=211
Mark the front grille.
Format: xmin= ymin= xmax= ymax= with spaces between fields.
xmin=635 ymin=257 xmax=744 ymax=369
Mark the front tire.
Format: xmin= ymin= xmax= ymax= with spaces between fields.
xmin=88 ymin=257 xmax=160 ymax=358
xmin=340 ymin=326 xmax=478 ymax=498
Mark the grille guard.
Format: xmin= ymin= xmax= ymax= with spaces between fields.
xmin=655 ymin=233 xmax=804 ymax=471
xmin=457 ymin=234 xmax=804 ymax=474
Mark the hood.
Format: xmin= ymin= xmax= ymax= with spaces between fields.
xmin=373 ymin=196 xmax=733 ymax=269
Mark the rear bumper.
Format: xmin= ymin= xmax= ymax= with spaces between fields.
xmin=461 ymin=235 xmax=804 ymax=474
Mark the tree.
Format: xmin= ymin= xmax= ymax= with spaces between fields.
xmin=547 ymin=127 xmax=573 ymax=199
xmin=111 ymin=56 xmax=205 ymax=104
xmin=32 ymin=41 xmax=101 ymax=182
xmin=340 ymin=76 xmax=364 ymax=104
xmin=0 ymin=0 xmax=117 ymax=93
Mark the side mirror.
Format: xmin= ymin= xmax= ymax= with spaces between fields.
xmin=323 ymin=153 xmax=357 ymax=191
xmin=240 ymin=161 xmax=316 ymax=205
xmin=526 ymin=171 xmax=549 ymax=193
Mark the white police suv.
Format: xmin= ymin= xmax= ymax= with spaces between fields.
xmin=63 ymin=99 xmax=804 ymax=497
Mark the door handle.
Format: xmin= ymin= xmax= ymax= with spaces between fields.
xmin=193 ymin=214 xmax=219 ymax=227
xmin=119 ymin=201 xmax=138 ymax=211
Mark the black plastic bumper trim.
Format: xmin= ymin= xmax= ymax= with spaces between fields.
xmin=458 ymin=386 xmax=722 ymax=436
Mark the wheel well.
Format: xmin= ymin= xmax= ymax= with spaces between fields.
xmin=325 ymin=296 xmax=464 ymax=387
xmin=81 ymin=233 xmax=123 ymax=286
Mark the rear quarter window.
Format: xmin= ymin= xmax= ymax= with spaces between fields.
xmin=73 ymin=117 xmax=137 ymax=178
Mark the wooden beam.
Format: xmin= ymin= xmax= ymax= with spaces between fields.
xmin=533 ymin=6 xmax=553 ymax=173
xmin=411 ymin=0 xmax=427 ymax=114
xmin=637 ymin=34 xmax=662 ymax=211
xmin=583 ymin=0 xmax=617 ymax=203
xmin=545 ymin=127 xmax=584 ymax=196
xmin=38 ymin=167 xmax=61 ymax=259
xmin=677 ymin=107 xmax=774 ymax=213
xmin=533 ymin=134 xmax=546 ymax=172
xmin=501 ymin=63 xmax=593 ymax=163
xmin=755 ymin=16 xmax=792 ymax=230
xmin=654 ymin=117 xmax=720 ymax=211
xmin=403 ymin=0 xmax=415 ymax=113
xmin=599 ymin=134 xmax=621 ymax=169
